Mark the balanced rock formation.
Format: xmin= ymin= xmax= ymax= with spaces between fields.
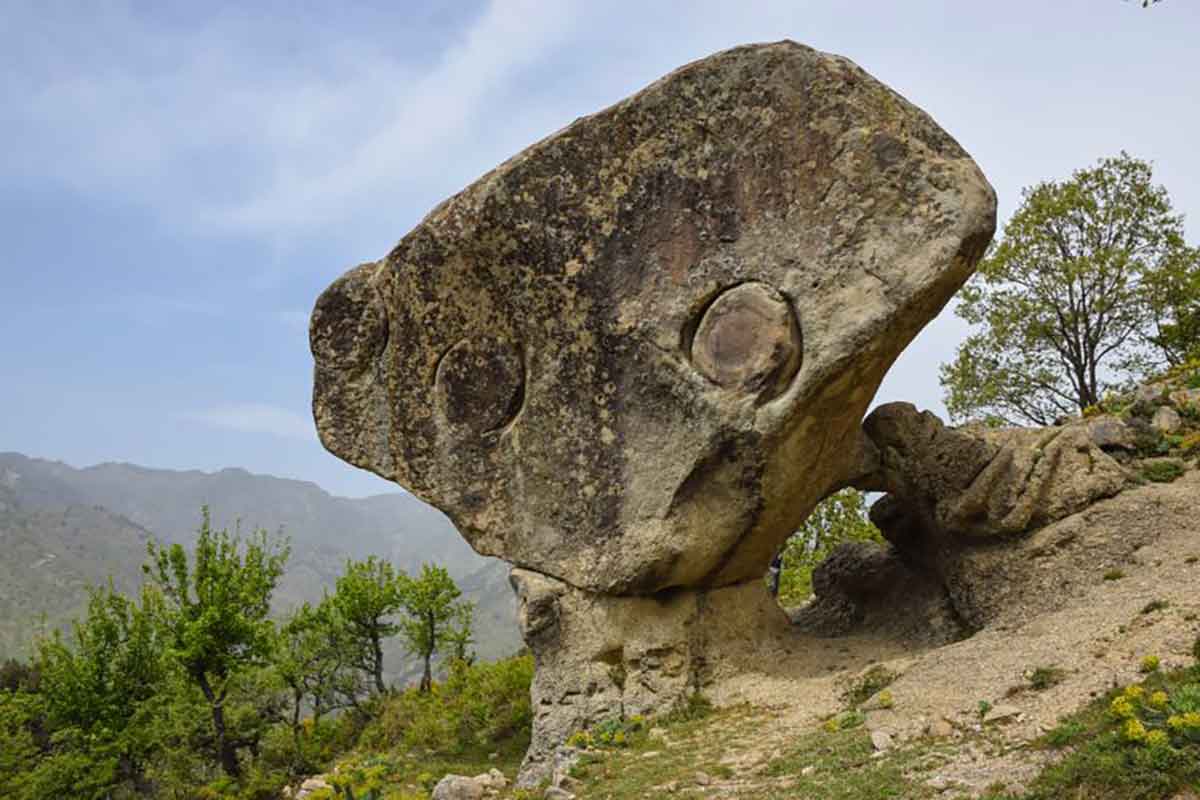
xmin=311 ymin=41 xmax=996 ymax=782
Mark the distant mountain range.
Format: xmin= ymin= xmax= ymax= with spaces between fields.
xmin=0 ymin=452 xmax=520 ymax=671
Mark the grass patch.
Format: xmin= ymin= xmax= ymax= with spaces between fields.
xmin=566 ymin=705 xmax=757 ymax=800
xmin=1103 ymin=568 xmax=1126 ymax=581
xmin=761 ymin=727 xmax=940 ymax=799
xmin=1141 ymin=599 xmax=1171 ymax=615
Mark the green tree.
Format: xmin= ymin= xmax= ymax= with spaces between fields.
xmin=397 ymin=564 xmax=474 ymax=693
xmin=331 ymin=556 xmax=403 ymax=696
xmin=277 ymin=599 xmax=364 ymax=736
xmin=0 ymin=689 xmax=43 ymax=800
xmin=34 ymin=584 xmax=167 ymax=797
xmin=776 ymin=489 xmax=884 ymax=606
xmin=941 ymin=152 xmax=1198 ymax=425
xmin=1146 ymin=254 xmax=1200 ymax=365
xmin=144 ymin=507 xmax=289 ymax=779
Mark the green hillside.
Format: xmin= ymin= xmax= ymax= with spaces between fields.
xmin=0 ymin=453 xmax=519 ymax=665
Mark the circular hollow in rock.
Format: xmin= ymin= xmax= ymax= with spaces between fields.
xmin=434 ymin=337 xmax=525 ymax=434
xmin=691 ymin=282 xmax=801 ymax=397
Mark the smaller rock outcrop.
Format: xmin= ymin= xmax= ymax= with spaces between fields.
xmin=805 ymin=366 xmax=1199 ymax=635
xmin=431 ymin=768 xmax=508 ymax=800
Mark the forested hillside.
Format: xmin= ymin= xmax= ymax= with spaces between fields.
xmin=0 ymin=453 xmax=519 ymax=664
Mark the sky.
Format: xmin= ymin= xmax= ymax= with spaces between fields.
xmin=1 ymin=0 xmax=1198 ymax=498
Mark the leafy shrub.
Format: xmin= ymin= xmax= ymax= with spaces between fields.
xmin=822 ymin=710 xmax=866 ymax=732
xmin=0 ymin=659 xmax=39 ymax=693
xmin=359 ymin=655 xmax=533 ymax=756
xmin=1029 ymin=666 xmax=1067 ymax=691
xmin=1141 ymin=599 xmax=1170 ymax=615
xmin=841 ymin=665 xmax=898 ymax=708
xmin=1142 ymin=459 xmax=1185 ymax=483
xmin=661 ymin=691 xmax=713 ymax=724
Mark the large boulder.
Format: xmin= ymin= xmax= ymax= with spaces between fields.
xmin=311 ymin=41 xmax=996 ymax=596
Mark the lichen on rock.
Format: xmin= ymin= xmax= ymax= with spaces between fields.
xmin=311 ymin=40 xmax=998 ymax=784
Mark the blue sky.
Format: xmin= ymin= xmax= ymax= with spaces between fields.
xmin=2 ymin=0 xmax=1197 ymax=497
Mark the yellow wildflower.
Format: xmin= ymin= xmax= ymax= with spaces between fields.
xmin=1148 ymin=691 xmax=1169 ymax=709
xmin=1123 ymin=718 xmax=1147 ymax=742
xmin=1168 ymin=715 xmax=1185 ymax=732
xmin=1140 ymin=655 xmax=1161 ymax=673
xmin=1144 ymin=730 xmax=1170 ymax=749
xmin=1110 ymin=696 xmax=1136 ymax=719
xmin=1123 ymin=685 xmax=1145 ymax=700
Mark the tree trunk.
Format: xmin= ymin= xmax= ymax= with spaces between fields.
xmin=421 ymin=651 xmax=432 ymax=693
xmin=198 ymin=672 xmax=240 ymax=778
xmin=420 ymin=610 xmax=435 ymax=693
xmin=291 ymin=687 xmax=303 ymax=751
xmin=372 ymin=633 xmax=386 ymax=694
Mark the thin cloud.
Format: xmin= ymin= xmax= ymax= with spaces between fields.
xmin=0 ymin=0 xmax=580 ymax=240
xmin=180 ymin=403 xmax=315 ymax=440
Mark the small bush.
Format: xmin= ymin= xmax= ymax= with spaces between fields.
xmin=1142 ymin=459 xmax=1185 ymax=483
xmin=841 ymin=665 xmax=898 ymax=708
xmin=1141 ymin=655 xmax=1161 ymax=673
xmin=0 ymin=659 xmax=39 ymax=693
xmin=358 ymin=655 xmax=533 ymax=756
xmin=662 ymin=691 xmax=714 ymax=724
xmin=1141 ymin=599 xmax=1170 ymax=615
xmin=1103 ymin=568 xmax=1126 ymax=581
xmin=822 ymin=710 xmax=865 ymax=732
xmin=1029 ymin=666 xmax=1067 ymax=691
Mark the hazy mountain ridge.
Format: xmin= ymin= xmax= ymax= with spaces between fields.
xmin=0 ymin=452 xmax=519 ymax=664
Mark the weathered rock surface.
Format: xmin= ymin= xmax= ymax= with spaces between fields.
xmin=511 ymin=567 xmax=794 ymax=781
xmin=430 ymin=774 xmax=484 ymax=800
xmin=804 ymin=403 xmax=1134 ymax=631
xmin=311 ymin=40 xmax=996 ymax=596
xmin=860 ymin=403 xmax=1129 ymax=544
xmin=312 ymin=41 xmax=998 ymax=785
